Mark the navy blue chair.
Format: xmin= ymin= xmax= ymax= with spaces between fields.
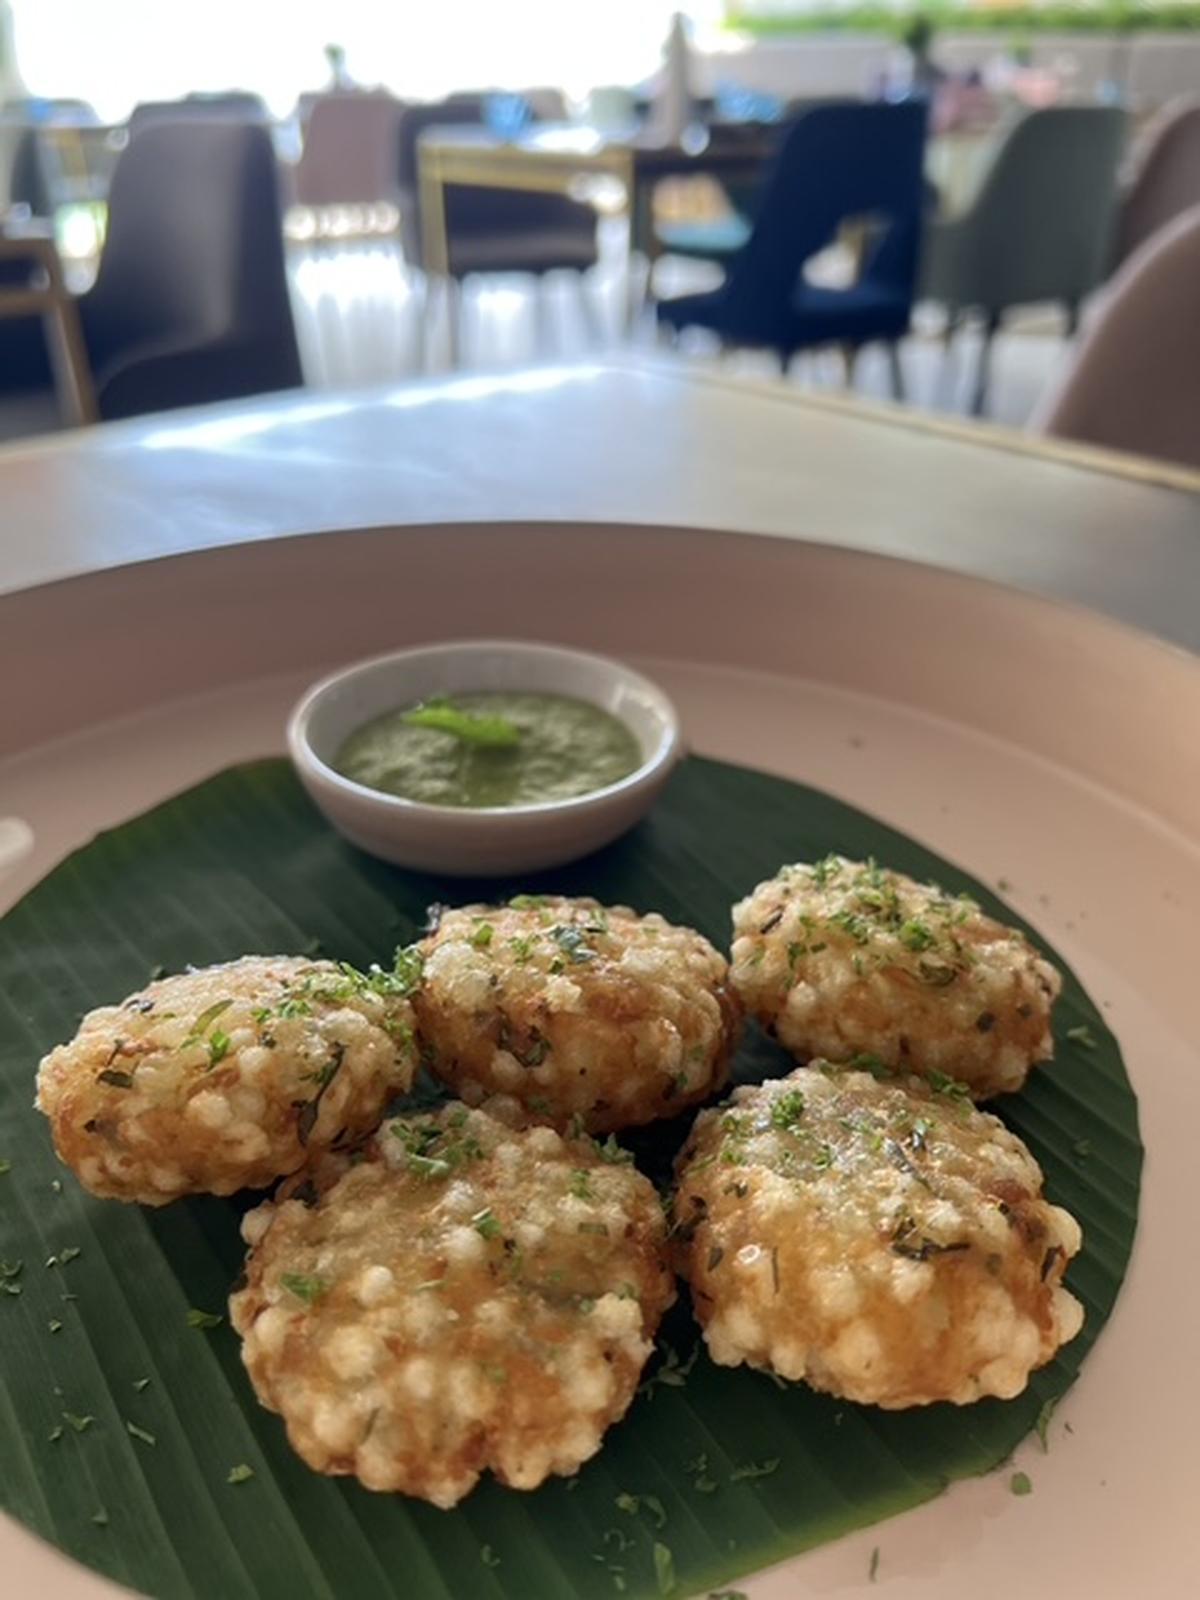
xmin=657 ymin=101 xmax=928 ymax=393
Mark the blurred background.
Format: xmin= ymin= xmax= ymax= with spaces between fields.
xmin=0 ymin=0 xmax=1197 ymax=467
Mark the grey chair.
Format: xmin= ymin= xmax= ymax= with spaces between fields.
xmin=921 ymin=106 xmax=1127 ymax=413
xmin=1034 ymin=204 xmax=1200 ymax=474
xmin=1112 ymin=96 xmax=1200 ymax=270
xmin=79 ymin=121 xmax=302 ymax=420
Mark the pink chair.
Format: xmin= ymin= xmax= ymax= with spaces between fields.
xmin=292 ymin=92 xmax=405 ymax=208
xmin=1113 ymin=96 xmax=1200 ymax=269
xmin=1035 ymin=205 xmax=1200 ymax=473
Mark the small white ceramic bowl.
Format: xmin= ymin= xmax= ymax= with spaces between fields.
xmin=287 ymin=639 xmax=682 ymax=876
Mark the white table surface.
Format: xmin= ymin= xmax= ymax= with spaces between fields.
xmin=1 ymin=359 xmax=1197 ymax=650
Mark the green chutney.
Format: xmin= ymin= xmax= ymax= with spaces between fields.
xmin=333 ymin=691 xmax=643 ymax=808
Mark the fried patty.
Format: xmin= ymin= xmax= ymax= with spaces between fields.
xmin=35 ymin=955 xmax=418 ymax=1203
xmin=414 ymin=896 xmax=741 ymax=1133
xmin=231 ymin=1103 xmax=675 ymax=1506
xmin=673 ymin=1065 xmax=1083 ymax=1407
xmin=730 ymin=856 xmax=1061 ymax=1097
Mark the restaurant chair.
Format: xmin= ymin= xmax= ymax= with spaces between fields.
xmin=292 ymin=91 xmax=406 ymax=209
xmin=920 ymin=105 xmax=1127 ymax=414
xmin=656 ymin=101 xmax=928 ymax=394
xmin=128 ymin=94 xmax=269 ymax=135
xmin=78 ymin=121 xmax=302 ymax=419
xmin=1034 ymin=205 xmax=1200 ymax=474
xmin=652 ymin=110 xmax=818 ymax=274
xmin=1111 ymin=96 xmax=1200 ymax=271
xmin=396 ymin=99 xmax=599 ymax=280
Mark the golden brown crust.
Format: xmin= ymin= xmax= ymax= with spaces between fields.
xmin=231 ymin=1104 xmax=675 ymax=1506
xmin=35 ymin=956 xmax=418 ymax=1204
xmin=414 ymin=896 xmax=741 ymax=1133
xmin=673 ymin=1065 xmax=1083 ymax=1408
xmin=730 ymin=857 xmax=1061 ymax=1098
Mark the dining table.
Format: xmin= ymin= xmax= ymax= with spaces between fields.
xmin=2 ymin=359 xmax=1199 ymax=1600
xmin=416 ymin=122 xmax=779 ymax=279
xmin=1 ymin=357 xmax=1196 ymax=634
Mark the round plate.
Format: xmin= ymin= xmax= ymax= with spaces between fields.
xmin=2 ymin=523 xmax=1198 ymax=1598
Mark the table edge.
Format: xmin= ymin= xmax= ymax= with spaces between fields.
xmin=619 ymin=355 xmax=1200 ymax=496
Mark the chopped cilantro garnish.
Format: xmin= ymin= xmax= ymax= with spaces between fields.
xmin=729 ymin=1457 xmax=780 ymax=1482
xmin=898 ymin=918 xmax=936 ymax=952
xmin=508 ymin=934 xmax=535 ymax=963
xmin=614 ymin=1491 xmax=667 ymax=1530
xmin=227 ymin=1463 xmax=254 ymax=1484
xmin=207 ymin=1030 xmax=231 ymax=1068
xmin=405 ymin=1152 xmax=452 ymax=1179
xmin=849 ymin=1052 xmax=892 ymax=1079
xmin=1010 ymin=1470 xmax=1032 ymax=1496
xmin=830 ymin=909 xmax=872 ymax=945
xmin=1066 ymin=1024 xmax=1098 ymax=1050
xmin=91 ymin=1508 xmax=109 ymax=1527
xmin=591 ymin=1133 xmax=633 ymax=1165
xmin=471 ymin=1208 xmax=501 ymax=1240
xmin=769 ymin=1088 xmax=805 ymax=1132
xmin=125 ymin=1421 xmax=156 ymax=1446
xmin=132 ymin=1378 xmax=151 ymax=1393
xmin=509 ymin=894 xmax=549 ymax=910
xmin=652 ymin=1540 xmax=675 ymax=1595
xmin=480 ymin=1544 xmax=501 ymax=1568
xmin=926 ymin=1070 xmax=971 ymax=1102
xmin=577 ymin=1221 xmax=610 ymax=1237
xmin=280 ymin=1272 xmax=328 ymax=1305
xmin=48 ymin=1319 xmax=62 ymax=1333
xmin=45 ymin=1246 xmax=81 ymax=1268
xmin=62 ymin=1411 xmax=95 ymax=1433
xmin=549 ymin=924 xmax=596 ymax=964
xmin=186 ymin=1308 xmax=223 ymax=1331
xmin=569 ymin=1169 xmax=595 ymax=1200
xmin=809 ymin=855 xmax=843 ymax=887
xmin=182 ymin=998 xmax=233 ymax=1048
xmin=402 ymin=699 xmax=520 ymax=747
xmin=1035 ymin=1398 xmax=1057 ymax=1452
xmin=470 ymin=922 xmax=494 ymax=949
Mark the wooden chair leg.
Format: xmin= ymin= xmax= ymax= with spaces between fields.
xmin=886 ymin=341 xmax=905 ymax=402
xmin=971 ymin=311 xmax=1001 ymax=416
